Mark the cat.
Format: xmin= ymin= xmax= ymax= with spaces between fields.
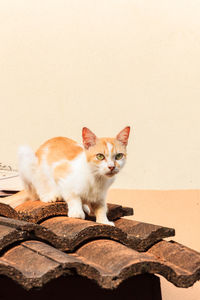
xmin=2 ymin=127 xmax=130 ymax=225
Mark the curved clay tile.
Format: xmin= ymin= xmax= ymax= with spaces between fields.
xmin=14 ymin=201 xmax=133 ymax=223
xmin=0 ymin=224 xmax=27 ymax=251
xmin=15 ymin=201 xmax=69 ymax=223
xmin=77 ymin=239 xmax=200 ymax=289
xmin=0 ymin=199 xmax=199 ymax=291
xmin=148 ymin=240 xmax=200 ymax=287
xmin=0 ymin=240 xmax=101 ymax=290
xmin=0 ymin=203 xmax=19 ymax=220
xmin=0 ymin=239 xmax=199 ymax=290
xmin=0 ymin=216 xmax=44 ymax=252
xmin=40 ymin=216 xmax=175 ymax=252
xmin=114 ymin=218 xmax=175 ymax=251
xmin=0 ymin=242 xmax=62 ymax=290
xmin=0 ymin=213 xmax=175 ymax=255
xmin=40 ymin=216 xmax=127 ymax=251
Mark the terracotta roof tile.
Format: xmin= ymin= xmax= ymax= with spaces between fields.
xmin=0 ymin=203 xmax=19 ymax=219
xmin=0 ymin=224 xmax=28 ymax=251
xmin=15 ymin=201 xmax=133 ymax=223
xmin=0 ymin=213 xmax=175 ymax=254
xmin=114 ymin=218 xmax=175 ymax=251
xmin=0 ymin=243 xmax=61 ymax=289
xmin=148 ymin=240 xmax=200 ymax=287
xmin=0 ymin=237 xmax=199 ymax=290
xmin=77 ymin=239 xmax=200 ymax=289
xmin=40 ymin=216 xmax=127 ymax=251
xmin=0 ymin=200 xmax=133 ymax=223
xmin=0 ymin=196 xmax=199 ymax=291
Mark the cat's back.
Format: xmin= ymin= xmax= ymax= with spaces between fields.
xmin=36 ymin=137 xmax=84 ymax=165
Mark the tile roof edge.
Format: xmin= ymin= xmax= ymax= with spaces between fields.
xmin=0 ymin=239 xmax=199 ymax=290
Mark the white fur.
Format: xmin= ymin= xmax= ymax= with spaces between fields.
xmin=18 ymin=145 xmax=38 ymax=198
xmin=103 ymin=142 xmax=126 ymax=175
xmin=18 ymin=145 xmax=38 ymax=181
xmin=18 ymin=146 xmax=60 ymax=202
xmin=107 ymin=142 xmax=113 ymax=157
xmin=18 ymin=147 xmax=115 ymax=225
xmin=106 ymin=142 xmax=115 ymax=168
xmin=107 ymin=142 xmax=126 ymax=172
xmin=57 ymin=151 xmax=115 ymax=225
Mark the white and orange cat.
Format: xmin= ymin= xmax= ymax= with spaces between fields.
xmin=3 ymin=127 xmax=130 ymax=225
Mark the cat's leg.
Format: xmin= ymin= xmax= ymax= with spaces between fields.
xmin=64 ymin=195 xmax=85 ymax=220
xmin=83 ymin=204 xmax=91 ymax=215
xmin=32 ymin=170 xmax=61 ymax=203
xmin=37 ymin=186 xmax=60 ymax=203
xmin=92 ymin=200 xmax=114 ymax=226
xmin=18 ymin=145 xmax=61 ymax=203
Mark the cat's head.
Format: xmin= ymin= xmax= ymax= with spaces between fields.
xmin=82 ymin=127 xmax=130 ymax=178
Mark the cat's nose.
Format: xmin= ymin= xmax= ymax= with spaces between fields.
xmin=108 ymin=166 xmax=115 ymax=172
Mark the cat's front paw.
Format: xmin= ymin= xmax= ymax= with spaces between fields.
xmin=103 ymin=220 xmax=115 ymax=226
xmin=96 ymin=219 xmax=115 ymax=226
xmin=68 ymin=207 xmax=85 ymax=220
xmin=40 ymin=193 xmax=60 ymax=203
xmin=83 ymin=204 xmax=90 ymax=215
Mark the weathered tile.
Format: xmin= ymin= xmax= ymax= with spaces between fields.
xmin=148 ymin=240 xmax=200 ymax=287
xmin=106 ymin=203 xmax=133 ymax=220
xmin=0 ymin=237 xmax=200 ymax=290
xmin=115 ymin=218 xmax=175 ymax=251
xmin=22 ymin=240 xmax=81 ymax=265
xmin=0 ymin=216 xmax=37 ymax=231
xmin=0 ymin=196 xmax=199 ymax=291
xmin=0 ymin=203 xmax=19 ymax=219
xmin=0 ymin=224 xmax=26 ymax=251
xmin=40 ymin=216 xmax=127 ymax=251
xmin=15 ymin=201 xmax=68 ymax=223
xmin=1 ymin=243 xmax=61 ymax=289
xmin=77 ymin=239 xmax=156 ymax=275
xmin=15 ymin=200 xmax=133 ymax=223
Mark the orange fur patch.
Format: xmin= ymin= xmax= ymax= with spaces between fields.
xmin=54 ymin=162 xmax=69 ymax=182
xmin=85 ymin=138 xmax=127 ymax=162
xmin=36 ymin=137 xmax=83 ymax=165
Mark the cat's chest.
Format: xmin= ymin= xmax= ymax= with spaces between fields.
xmin=67 ymin=152 xmax=114 ymax=202
xmin=81 ymin=176 xmax=114 ymax=203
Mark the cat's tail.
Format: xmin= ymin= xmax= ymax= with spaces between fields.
xmin=0 ymin=146 xmax=38 ymax=209
xmin=18 ymin=145 xmax=39 ymax=199
xmin=0 ymin=190 xmax=30 ymax=208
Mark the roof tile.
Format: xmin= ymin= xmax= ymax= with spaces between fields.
xmin=114 ymin=218 xmax=175 ymax=251
xmin=15 ymin=201 xmax=69 ymax=223
xmin=14 ymin=201 xmax=133 ymax=223
xmin=76 ymin=239 xmax=200 ymax=288
xmin=0 ymin=196 xmax=199 ymax=290
xmin=148 ymin=240 xmax=200 ymax=286
xmin=0 ymin=224 xmax=26 ymax=251
xmin=40 ymin=216 xmax=127 ymax=251
xmin=0 ymin=203 xmax=19 ymax=219
xmin=1 ymin=238 xmax=199 ymax=290
xmin=1 ymin=243 xmax=61 ymax=289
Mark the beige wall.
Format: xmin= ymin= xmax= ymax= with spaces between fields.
xmin=1 ymin=0 xmax=200 ymax=190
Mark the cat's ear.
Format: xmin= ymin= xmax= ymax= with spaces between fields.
xmin=116 ymin=126 xmax=130 ymax=146
xmin=82 ymin=127 xmax=97 ymax=149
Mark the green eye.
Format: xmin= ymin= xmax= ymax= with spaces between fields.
xmin=115 ymin=153 xmax=124 ymax=160
xmin=96 ymin=153 xmax=105 ymax=160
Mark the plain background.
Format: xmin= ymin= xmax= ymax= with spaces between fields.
xmin=0 ymin=1 xmax=200 ymax=299
xmin=1 ymin=0 xmax=200 ymax=191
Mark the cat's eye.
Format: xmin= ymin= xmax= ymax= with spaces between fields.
xmin=115 ymin=153 xmax=124 ymax=160
xmin=96 ymin=153 xmax=105 ymax=160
